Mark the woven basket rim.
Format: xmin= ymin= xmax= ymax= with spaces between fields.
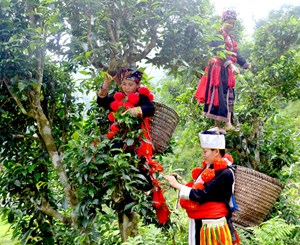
xmin=152 ymin=101 xmax=179 ymax=117
xmin=235 ymin=165 xmax=284 ymax=188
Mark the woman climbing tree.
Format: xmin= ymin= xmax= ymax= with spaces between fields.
xmin=97 ymin=68 xmax=170 ymax=240
xmin=194 ymin=10 xmax=251 ymax=132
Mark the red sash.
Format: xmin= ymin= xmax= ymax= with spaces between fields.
xmin=186 ymin=201 xmax=228 ymax=219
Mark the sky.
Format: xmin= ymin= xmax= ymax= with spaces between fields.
xmin=210 ymin=0 xmax=300 ymax=35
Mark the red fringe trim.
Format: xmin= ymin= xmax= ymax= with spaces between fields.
xmin=194 ymin=67 xmax=209 ymax=104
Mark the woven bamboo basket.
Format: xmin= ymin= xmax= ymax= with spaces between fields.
xmin=150 ymin=102 xmax=179 ymax=153
xmin=232 ymin=165 xmax=284 ymax=227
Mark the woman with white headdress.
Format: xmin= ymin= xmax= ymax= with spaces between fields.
xmin=164 ymin=129 xmax=240 ymax=245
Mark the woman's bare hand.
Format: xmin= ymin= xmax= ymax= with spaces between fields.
xmin=229 ymin=64 xmax=240 ymax=75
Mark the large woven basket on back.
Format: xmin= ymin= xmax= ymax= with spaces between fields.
xmin=150 ymin=102 xmax=179 ymax=154
xmin=232 ymin=165 xmax=284 ymax=227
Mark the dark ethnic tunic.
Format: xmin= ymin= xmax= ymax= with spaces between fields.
xmin=97 ymin=92 xmax=171 ymax=224
xmin=195 ymin=30 xmax=248 ymax=123
xmin=180 ymin=166 xmax=238 ymax=245
xmin=96 ymin=92 xmax=155 ymax=191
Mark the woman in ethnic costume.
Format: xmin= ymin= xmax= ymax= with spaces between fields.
xmin=97 ymin=68 xmax=154 ymax=120
xmin=194 ymin=10 xmax=251 ymax=131
xmin=164 ymin=129 xmax=240 ymax=245
xmin=97 ymin=68 xmax=170 ymax=224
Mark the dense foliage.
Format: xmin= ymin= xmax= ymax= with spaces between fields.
xmin=0 ymin=0 xmax=299 ymax=244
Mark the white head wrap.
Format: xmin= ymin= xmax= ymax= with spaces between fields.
xmin=199 ymin=128 xmax=225 ymax=149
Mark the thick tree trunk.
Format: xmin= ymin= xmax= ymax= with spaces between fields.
xmin=29 ymin=90 xmax=78 ymax=209
xmin=5 ymin=76 xmax=78 ymax=228
xmin=118 ymin=211 xmax=139 ymax=242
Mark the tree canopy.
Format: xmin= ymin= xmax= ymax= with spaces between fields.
xmin=0 ymin=0 xmax=299 ymax=244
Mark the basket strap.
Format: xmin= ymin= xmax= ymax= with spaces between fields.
xmin=229 ymin=167 xmax=238 ymax=212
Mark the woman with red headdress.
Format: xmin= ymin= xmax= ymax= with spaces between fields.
xmin=97 ymin=68 xmax=154 ymax=119
xmin=194 ymin=10 xmax=251 ymax=132
xmin=97 ymin=68 xmax=170 ymax=225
